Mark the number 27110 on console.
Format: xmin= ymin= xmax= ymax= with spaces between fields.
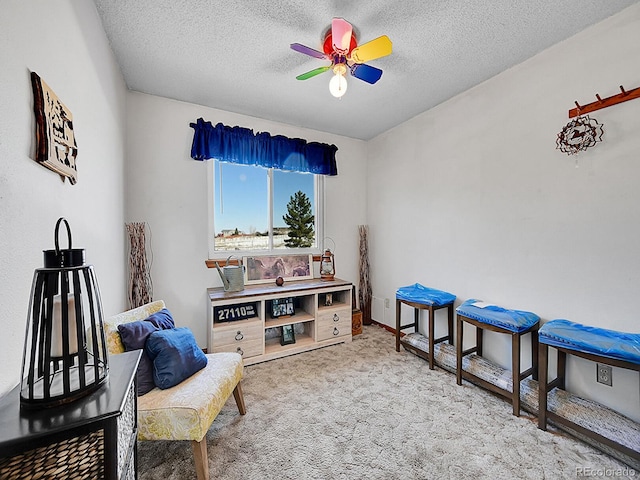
xmin=214 ymin=302 xmax=258 ymax=323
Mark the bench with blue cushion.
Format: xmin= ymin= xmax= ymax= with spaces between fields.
xmin=538 ymin=319 xmax=640 ymax=462
xmin=395 ymin=283 xmax=456 ymax=370
xmin=456 ymin=299 xmax=540 ymax=416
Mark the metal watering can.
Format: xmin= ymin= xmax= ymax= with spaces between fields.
xmin=215 ymin=255 xmax=245 ymax=292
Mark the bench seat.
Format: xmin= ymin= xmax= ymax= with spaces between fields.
xmin=456 ymin=299 xmax=539 ymax=416
xmin=538 ymin=319 xmax=640 ymax=465
xmin=455 ymin=299 xmax=540 ymax=333
xmin=104 ymin=300 xmax=246 ymax=480
xmin=137 ymin=351 xmax=243 ymax=441
xmin=538 ymin=319 xmax=640 ymax=365
xmin=395 ymin=283 xmax=456 ymax=370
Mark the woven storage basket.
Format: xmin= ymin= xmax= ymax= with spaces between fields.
xmin=0 ymin=430 xmax=105 ymax=479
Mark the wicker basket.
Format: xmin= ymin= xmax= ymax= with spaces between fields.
xmin=0 ymin=430 xmax=105 ymax=480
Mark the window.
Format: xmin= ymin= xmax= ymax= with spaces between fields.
xmin=208 ymin=160 xmax=323 ymax=255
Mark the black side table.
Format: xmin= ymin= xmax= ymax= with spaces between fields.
xmin=0 ymin=350 xmax=141 ymax=480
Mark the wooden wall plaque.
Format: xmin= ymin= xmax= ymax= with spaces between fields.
xmin=31 ymin=71 xmax=78 ymax=184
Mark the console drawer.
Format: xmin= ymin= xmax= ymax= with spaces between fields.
xmin=213 ymin=319 xmax=262 ymax=346
xmin=317 ymin=308 xmax=351 ymax=341
xmin=211 ymin=338 xmax=263 ymax=358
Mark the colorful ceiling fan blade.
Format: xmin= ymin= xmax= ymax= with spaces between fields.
xmin=350 ymin=63 xmax=383 ymax=84
xmin=331 ymin=18 xmax=353 ymax=53
xmin=350 ymin=35 xmax=392 ymax=64
xmin=290 ymin=43 xmax=328 ymax=60
xmin=296 ymin=66 xmax=331 ymax=80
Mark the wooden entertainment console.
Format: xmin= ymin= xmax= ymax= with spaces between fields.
xmin=207 ymin=278 xmax=352 ymax=365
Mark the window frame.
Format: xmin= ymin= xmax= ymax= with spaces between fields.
xmin=207 ymin=160 xmax=324 ymax=259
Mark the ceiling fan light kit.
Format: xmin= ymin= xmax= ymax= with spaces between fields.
xmin=291 ymin=17 xmax=392 ymax=98
xmin=329 ymin=65 xmax=348 ymax=98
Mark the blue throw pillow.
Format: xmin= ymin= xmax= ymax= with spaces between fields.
xmin=144 ymin=308 xmax=175 ymax=330
xmin=145 ymin=327 xmax=208 ymax=390
xmin=118 ymin=320 xmax=159 ymax=395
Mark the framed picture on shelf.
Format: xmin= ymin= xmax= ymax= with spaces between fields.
xmin=324 ymin=293 xmax=333 ymax=306
xmin=280 ymin=324 xmax=296 ymax=346
xmin=270 ymin=297 xmax=295 ymax=318
xmin=243 ymin=254 xmax=313 ymax=284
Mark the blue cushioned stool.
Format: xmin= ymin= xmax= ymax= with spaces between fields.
xmin=395 ymin=284 xmax=456 ymax=370
xmin=456 ymin=299 xmax=540 ymax=416
xmin=538 ymin=319 xmax=640 ymax=462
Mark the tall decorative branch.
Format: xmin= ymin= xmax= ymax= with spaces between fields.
xmin=358 ymin=225 xmax=372 ymax=325
xmin=126 ymin=222 xmax=153 ymax=309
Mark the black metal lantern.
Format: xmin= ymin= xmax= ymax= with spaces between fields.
xmin=20 ymin=218 xmax=109 ymax=408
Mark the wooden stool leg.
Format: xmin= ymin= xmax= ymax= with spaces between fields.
xmin=395 ymin=299 xmax=401 ymax=352
xmin=447 ymin=304 xmax=454 ymax=344
xmin=557 ymin=350 xmax=567 ymax=390
xmin=538 ymin=342 xmax=549 ymax=430
xmin=512 ymin=333 xmax=521 ymax=416
xmin=456 ymin=315 xmax=464 ymax=385
xmin=531 ymin=327 xmax=539 ymax=381
xmin=476 ymin=326 xmax=483 ymax=357
xmin=428 ymin=306 xmax=435 ymax=370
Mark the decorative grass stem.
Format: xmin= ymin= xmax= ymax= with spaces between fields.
xmin=125 ymin=222 xmax=153 ymax=309
xmin=358 ymin=225 xmax=372 ymax=325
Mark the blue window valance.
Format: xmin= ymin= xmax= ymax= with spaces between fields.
xmin=189 ymin=118 xmax=338 ymax=176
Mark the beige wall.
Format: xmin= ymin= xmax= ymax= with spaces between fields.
xmin=367 ymin=4 xmax=640 ymax=421
xmin=0 ymin=0 xmax=128 ymax=396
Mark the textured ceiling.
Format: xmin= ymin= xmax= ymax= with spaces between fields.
xmin=93 ymin=0 xmax=639 ymax=140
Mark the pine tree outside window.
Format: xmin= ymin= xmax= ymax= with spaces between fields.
xmin=207 ymin=159 xmax=324 ymax=255
xmin=283 ymin=191 xmax=315 ymax=248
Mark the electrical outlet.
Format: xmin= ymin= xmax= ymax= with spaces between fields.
xmin=384 ymin=298 xmax=390 ymax=308
xmin=596 ymin=364 xmax=613 ymax=386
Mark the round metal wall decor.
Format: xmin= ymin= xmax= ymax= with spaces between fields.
xmin=556 ymin=114 xmax=604 ymax=155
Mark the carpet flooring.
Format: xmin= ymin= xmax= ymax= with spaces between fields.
xmin=137 ymin=325 xmax=636 ymax=479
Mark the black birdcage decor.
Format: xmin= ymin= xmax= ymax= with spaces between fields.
xmin=20 ymin=218 xmax=109 ymax=408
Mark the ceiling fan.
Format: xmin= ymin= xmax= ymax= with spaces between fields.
xmin=290 ymin=18 xmax=392 ymax=98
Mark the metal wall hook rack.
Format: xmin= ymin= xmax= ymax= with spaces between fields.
xmin=569 ymin=84 xmax=640 ymax=118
